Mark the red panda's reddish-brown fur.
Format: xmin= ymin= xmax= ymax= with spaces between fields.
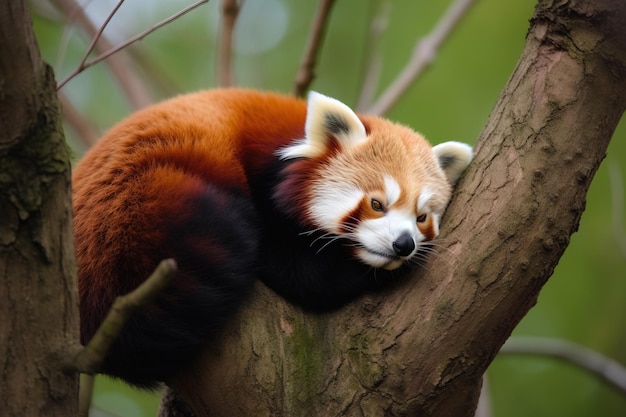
xmin=73 ymin=90 xmax=306 ymax=385
xmin=75 ymin=94 xmax=303 ymax=310
xmin=73 ymin=89 xmax=472 ymax=387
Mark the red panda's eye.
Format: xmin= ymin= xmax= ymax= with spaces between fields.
xmin=371 ymin=199 xmax=384 ymax=212
xmin=416 ymin=213 xmax=428 ymax=223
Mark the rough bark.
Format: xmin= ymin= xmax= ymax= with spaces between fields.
xmin=0 ymin=1 xmax=79 ymax=417
xmin=162 ymin=0 xmax=626 ymax=416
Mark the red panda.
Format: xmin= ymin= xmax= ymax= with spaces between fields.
xmin=72 ymin=88 xmax=472 ymax=388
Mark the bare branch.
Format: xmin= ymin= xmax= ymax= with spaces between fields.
xmin=500 ymin=337 xmax=626 ymax=395
xmin=64 ymin=259 xmax=177 ymax=375
xmin=78 ymin=0 xmax=125 ymax=70
xmin=356 ymin=0 xmax=391 ymax=112
xmin=217 ymin=0 xmax=240 ymax=87
xmin=50 ymin=0 xmax=154 ymax=109
xmin=367 ymin=0 xmax=476 ymax=115
xmin=57 ymin=0 xmax=211 ymax=91
xmin=292 ymin=0 xmax=337 ymax=97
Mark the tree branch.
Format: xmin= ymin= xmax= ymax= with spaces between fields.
xmin=0 ymin=1 xmax=78 ymax=415
xmin=164 ymin=1 xmax=626 ymax=415
xmin=50 ymin=0 xmax=154 ymax=110
xmin=79 ymin=0 xmax=125 ymax=70
xmin=217 ymin=0 xmax=240 ymax=87
xmin=292 ymin=0 xmax=337 ymax=97
xmin=56 ymin=0 xmax=125 ymax=90
xmin=367 ymin=0 xmax=476 ymax=115
xmin=57 ymin=0 xmax=211 ymax=90
xmin=64 ymin=259 xmax=177 ymax=375
xmin=500 ymin=337 xmax=626 ymax=395
xmin=356 ymin=0 xmax=392 ymax=112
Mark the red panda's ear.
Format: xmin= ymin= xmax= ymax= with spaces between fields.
xmin=432 ymin=141 xmax=473 ymax=185
xmin=278 ymin=91 xmax=367 ymax=160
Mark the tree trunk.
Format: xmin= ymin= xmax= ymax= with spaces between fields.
xmin=0 ymin=1 xmax=79 ymax=417
xmin=163 ymin=0 xmax=626 ymax=416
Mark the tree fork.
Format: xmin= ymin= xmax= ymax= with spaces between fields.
xmin=163 ymin=1 xmax=626 ymax=415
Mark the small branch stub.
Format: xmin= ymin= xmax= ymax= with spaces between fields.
xmin=65 ymin=259 xmax=177 ymax=375
xmin=501 ymin=337 xmax=626 ymax=395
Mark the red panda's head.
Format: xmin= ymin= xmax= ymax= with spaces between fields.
xmin=276 ymin=92 xmax=472 ymax=270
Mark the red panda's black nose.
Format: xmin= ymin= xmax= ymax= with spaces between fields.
xmin=393 ymin=233 xmax=415 ymax=257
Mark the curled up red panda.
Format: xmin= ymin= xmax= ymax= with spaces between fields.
xmin=72 ymin=89 xmax=472 ymax=388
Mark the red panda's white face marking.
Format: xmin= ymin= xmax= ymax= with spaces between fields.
xmin=277 ymin=91 xmax=473 ymax=270
xmin=417 ymin=186 xmax=435 ymax=212
xmin=308 ymin=184 xmax=364 ymax=230
xmin=353 ymin=175 xmax=417 ymax=269
xmin=384 ymin=176 xmax=401 ymax=206
xmin=356 ymin=206 xmax=420 ymax=270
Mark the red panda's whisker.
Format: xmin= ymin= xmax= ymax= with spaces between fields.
xmin=298 ymin=229 xmax=319 ymax=236
xmin=314 ymin=235 xmax=345 ymax=254
xmin=309 ymin=233 xmax=335 ymax=248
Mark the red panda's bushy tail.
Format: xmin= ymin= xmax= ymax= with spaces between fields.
xmin=75 ymin=166 xmax=259 ymax=388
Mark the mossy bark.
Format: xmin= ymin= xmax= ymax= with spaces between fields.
xmin=0 ymin=1 xmax=79 ymax=416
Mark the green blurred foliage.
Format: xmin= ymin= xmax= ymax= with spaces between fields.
xmin=31 ymin=0 xmax=625 ymax=416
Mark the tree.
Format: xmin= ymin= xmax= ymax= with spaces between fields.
xmin=160 ymin=3 xmax=626 ymax=415
xmin=0 ymin=1 xmax=78 ymax=416
xmin=1 ymin=0 xmax=625 ymax=416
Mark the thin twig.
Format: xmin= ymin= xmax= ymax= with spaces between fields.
xmin=65 ymin=259 xmax=177 ymax=375
xmin=356 ymin=0 xmax=392 ymax=112
xmin=500 ymin=337 xmax=626 ymax=395
xmin=79 ymin=0 xmax=125 ymax=69
xmin=57 ymin=0 xmax=211 ymax=90
xmin=218 ymin=0 xmax=240 ymax=87
xmin=292 ymin=0 xmax=337 ymax=97
xmin=367 ymin=0 xmax=477 ymax=115
xmin=51 ymin=0 xmax=154 ymax=109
